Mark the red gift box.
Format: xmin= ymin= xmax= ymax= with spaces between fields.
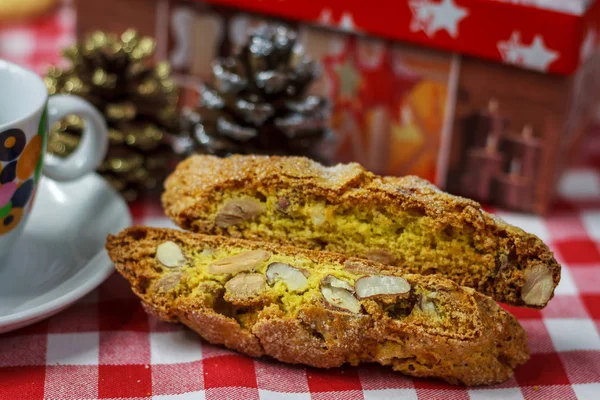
xmin=202 ymin=0 xmax=600 ymax=75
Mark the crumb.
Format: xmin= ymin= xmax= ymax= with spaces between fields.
xmin=533 ymin=385 xmax=539 ymax=391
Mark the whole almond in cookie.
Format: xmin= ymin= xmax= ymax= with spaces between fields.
xmin=156 ymin=241 xmax=185 ymax=268
xmin=207 ymin=250 xmax=271 ymax=274
xmin=215 ymin=198 xmax=266 ymax=228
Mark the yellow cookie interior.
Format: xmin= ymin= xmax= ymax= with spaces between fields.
xmin=150 ymin=243 xmax=477 ymax=339
xmin=205 ymin=192 xmax=497 ymax=291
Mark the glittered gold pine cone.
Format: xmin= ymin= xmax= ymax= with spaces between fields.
xmin=45 ymin=29 xmax=180 ymax=201
xmin=182 ymin=24 xmax=333 ymax=162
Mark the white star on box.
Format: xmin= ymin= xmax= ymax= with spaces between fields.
xmin=409 ymin=0 xmax=469 ymax=38
xmin=339 ymin=12 xmax=356 ymax=31
xmin=318 ymin=8 xmax=332 ymax=24
xmin=318 ymin=9 xmax=357 ymax=32
xmin=498 ymin=32 xmax=525 ymax=64
xmin=498 ymin=31 xmax=559 ymax=72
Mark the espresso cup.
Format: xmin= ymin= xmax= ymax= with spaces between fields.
xmin=0 ymin=59 xmax=108 ymax=263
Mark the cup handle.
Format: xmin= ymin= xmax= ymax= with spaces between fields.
xmin=43 ymin=94 xmax=109 ymax=181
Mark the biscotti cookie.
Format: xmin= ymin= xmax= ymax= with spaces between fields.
xmin=162 ymin=154 xmax=561 ymax=308
xmin=106 ymin=227 xmax=529 ymax=386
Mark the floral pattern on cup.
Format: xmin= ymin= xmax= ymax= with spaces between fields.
xmin=0 ymin=127 xmax=40 ymax=236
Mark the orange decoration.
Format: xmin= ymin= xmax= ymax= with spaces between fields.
xmin=17 ymin=135 xmax=42 ymax=181
xmin=0 ymin=207 xmax=24 ymax=236
xmin=5 ymin=136 xmax=16 ymax=149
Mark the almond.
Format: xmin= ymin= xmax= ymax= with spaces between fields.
xmin=207 ymin=250 xmax=271 ymax=275
xmin=321 ymin=287 xmax=362 ymax=314
xmin=355 ymin=276 xmax=411 ymax=299
xmin=417 ymin=292 xmax=440 ymax=318
xmin=521 ymin=264 xmax=554 ymax=306
xmin=308 ymin=202 xmax=327 ymax=226
xmin=215 ymin=198 xmax=266 ymax=228
xmin=321 ymin=275 xmax=361 ymax=313
xmin=156 ymin=241 xmax=186 ymax=268
xmin=265 ymin=262 xmax=309 ymax=292
xmin=322 ymin=275 xmax=354 ymax=292
xmin=225 ymin=273 xmax=266 ymax=299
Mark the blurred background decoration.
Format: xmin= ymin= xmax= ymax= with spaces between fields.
xmin=44 ymin=29 xmax=180 ymax=202
xmin=0 ymin=0 xmax=74 ymax=74
xmin=180 ymin=24 xmax=333 ymax=163
xmin=72 ymin=0 xmax=600 ymax=214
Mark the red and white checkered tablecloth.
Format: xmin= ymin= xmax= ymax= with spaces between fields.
xmin=1 ymin=4 xmax=600 ymax=399
xmin=0 ymin=1 xmax=74 ymax=75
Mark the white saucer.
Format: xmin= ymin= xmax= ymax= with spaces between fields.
xmin=0 ymin=173 xmax=131 ymax=333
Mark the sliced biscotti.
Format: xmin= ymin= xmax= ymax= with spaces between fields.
xmin=106 ymin=226 xmax=529 ymax=386
xmin=162 ymin=154 xmax=561 ymax=308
